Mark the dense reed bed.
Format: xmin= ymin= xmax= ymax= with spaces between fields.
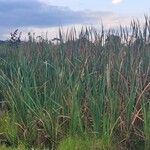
xmin=0 ymin=17 xmax=150 ymax=149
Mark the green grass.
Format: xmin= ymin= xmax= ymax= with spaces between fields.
xmin=0 ymin=145 xmax=26 ymax=150
xmin=0 ymin=17 xmax=150 ymax=149
xmin=58 ymin=136 xmax=116 ymax=150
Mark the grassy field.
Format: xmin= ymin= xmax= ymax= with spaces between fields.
xmin=0 ymin=18 xmax=150 ymax=150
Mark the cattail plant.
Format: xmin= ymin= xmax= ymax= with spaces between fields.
xmin=0 ymin=17 xmax=149 ymax=149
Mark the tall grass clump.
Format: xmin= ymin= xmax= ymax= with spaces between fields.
xmin=0 ymin=17 xmax=149 ymax=149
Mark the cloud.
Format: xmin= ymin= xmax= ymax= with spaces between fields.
xmin=0 ymin=0 xmax=112 ymax=28
xmin=0 ymin=0 xmax=114 ymax=40
xmin=0 ymin=0 xmax=141 ymax=40
xmin=112 ymin=0 xmax=123 ymax=4
xmin=0 ymin=0 xmax=83 ymax=27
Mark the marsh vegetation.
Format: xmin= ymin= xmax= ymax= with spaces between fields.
xmin=0 ymin=17 xmax=150 ymax=149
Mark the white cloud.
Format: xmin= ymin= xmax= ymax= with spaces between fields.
xmin=112 ymin=0 xmax=123 ymax=4
xmin=38 ymin=0 xmax=51 ymax=5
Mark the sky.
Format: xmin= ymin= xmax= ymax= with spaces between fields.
xmin=41 ymin=0 xmax=150 ymax=14
xmin=0 ymin=0 xmax=150 ymax=40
